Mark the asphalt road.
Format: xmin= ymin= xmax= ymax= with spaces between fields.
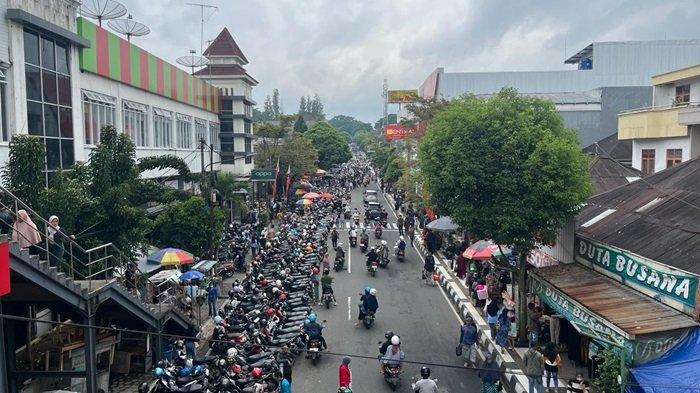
xmin=291 ymin=183 xmax=483 ymax=393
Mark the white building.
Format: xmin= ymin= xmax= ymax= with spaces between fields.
xmin=618 ymin=64 xmax=700 ymax=174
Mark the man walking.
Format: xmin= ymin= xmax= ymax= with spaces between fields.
xmin=459 ymin=316 xmax=478 ymax=368
xmin=207 ymin=282 xmax=218 ymax=317
xmin=523 ymin=343 xmax=545 ymax=393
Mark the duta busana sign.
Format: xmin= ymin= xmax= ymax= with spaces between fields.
xmin=575 ymin=236 xmax=698 ymax=307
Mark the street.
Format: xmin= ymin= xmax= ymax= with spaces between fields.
xmin=292 ymin=183 xmax=482 ymax=392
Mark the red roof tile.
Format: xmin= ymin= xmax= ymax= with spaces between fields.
xmin=203 ymin=28 xmax=248 ymax=63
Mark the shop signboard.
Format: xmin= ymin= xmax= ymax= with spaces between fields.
xmin=575 ymin=236 xmax=698 ymax=307
xmin=250 ymin=169 xmax=276 ymax=181
xmin=387 ymin=89 xmax=419 ymax=103
xmin=384 ymin=124 xmax=411 ymax=140
xmin=531 ymin=276 xmax=629 ymax=347
xmin=527 ymin=248 xmax=559 ymax=268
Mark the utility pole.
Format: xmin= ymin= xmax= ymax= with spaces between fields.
xmin=382 ymin=78 xmax=389 ymax=133
xmin=200 ymin=137 xmax=206 ymax=194
xmin=187 ymin=2 xmax=218 ymax=55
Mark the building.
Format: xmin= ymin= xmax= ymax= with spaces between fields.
xmin=194 ymin=28 xmax=257 ymax=177
xmin=419 ymin=40 xmax=700 ymax=147
xmin=618 ymin=64 xmax=700 ymax=175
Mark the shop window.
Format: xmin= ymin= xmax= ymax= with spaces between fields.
xmin=666 ymin=149 xmax=683 ymax=168
xmin=194 ymin=118 xmax=207 ymax=145
xmin=675 ymin=85 xmax=690 ymax=105
xmin=123 ymin=100 xmax=149 ymax=147
xmin=82 ymin=90 xmax=116 ymax=145
xmin=153 ymin=108 xmax=173 ymax=148
xmin=641 ymin=149 xmax=655 ymax=175
xmin=176 ymin=113 xmax=193 ymax=149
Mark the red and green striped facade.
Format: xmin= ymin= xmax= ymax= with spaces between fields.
xmin=77 ymin=17 xmax=220 ymax=113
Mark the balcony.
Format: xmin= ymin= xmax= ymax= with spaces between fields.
xmin=678 ymin=104 xmax=700 ymax=126
xmin=618 ymin=105 xmax=689 ymax=140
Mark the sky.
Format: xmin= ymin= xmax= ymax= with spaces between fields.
xmin=97 ymin=0 xmax=700 ymax=122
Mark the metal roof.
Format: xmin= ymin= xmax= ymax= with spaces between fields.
xmin=587 ymin=155 xmax=643 ymax=196
xmin=476 ymin=91 xmax=600 ymax=104
xmin=533 ymin=263 xmax=697 ymax=336
xmin=576 ymin=158 xmax=700 ymax=273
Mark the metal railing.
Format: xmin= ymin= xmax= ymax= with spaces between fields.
xmin=618 ymin=101 xmax=700 ymax=114
xmin=0 ymin=185 xmax=178 ymax=316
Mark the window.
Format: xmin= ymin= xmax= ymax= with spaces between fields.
xmin=176 ymin=113 xmax=192 ymax=149
xmin=194 ymin=118 xmax=207 ymax=145
xmin=123 ymin=100 xmax=148 ymax=147
xmin=82 ymin=90 xmax=116 ymax=145
xmin=244 ymin=122 xmax=252 ymax=134
xmin=153 ymin=108 xmax=173 ymax=148
xmin=666 ymin=149 xmax=683 ymax=168
xmin=24 ymin=28 xmax=74 ymax=181
xmin=244 ymin=104 xmax=252 ymax=117
xmin=641 ymin=149 xmax=655 ymax=175
xmin=675 ymin=85 xmax=690 ymax=105
xmin=0 ymin=71 xmax=7 ymax=142
xmin=209 ymin=122 xmax=220 ymax=151
xmin=245 ymin=138 xmax=252 ymax=164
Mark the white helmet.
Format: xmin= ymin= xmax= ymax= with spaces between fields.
xmin=370 ymin=288 xmax=377 ymax=296
xmin=399 ymin=236 xmax=404 ymax=241
xmin=275 ymin=279 xmax=283 ymax=287
xmin=381 ymin=240 xmax=387 ymax=246
xmin=391 ymin=335 xmax=400 ymax=345
xmin=226 ymin=347 xmax=238 ymax=359
xmin=337 ymin=242 xmax=343 ymax=247
xmin=185 ymin=358 xmax=193 ymax=368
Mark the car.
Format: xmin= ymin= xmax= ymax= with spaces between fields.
xmin=364 ymin=194 xmax=378 ymax=205
xmin=363 ymin=190 xmax=379 ymax=205
xmin=366 ymin=208 xmax=382 ymax=220
xmin=366 ymin=201 xmax=381 ymax=211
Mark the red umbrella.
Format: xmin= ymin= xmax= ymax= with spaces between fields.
xmin=462 ymin=240 xmax=511 ymax=260
xmin=319 ymin=192 xmax=334 ymax=199
xmin=302 ymin=192 xmax=321 ymax=199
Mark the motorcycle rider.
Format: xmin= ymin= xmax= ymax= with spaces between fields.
xmin=378 ymin=240 xmax=390 ymax=265
xmin=335 ymin=243 xmax=345 ymax=269
xmin=349 ymin=226 xmax=358 ymax=245
xmin=395 ymin=236 xmax=406 ymax=255
xmin=360 ymin=227 xmax=369 ymax=248
xmin=366 ymin=246 xmax=379 ymax=268
xmin=380 ymin=335 xmax=405 ymax=373
xmin=379 ymin=331 xmax=396 ymax=356
xmin=321 ymin=268 xmax=337 ymax=305
xmin=304 ymin=312 xmax=328 ymax=350
xmin=357 ymin=287 xmax=379 ymax=326
xmin=412 ymin=367 xmax=439 ymax=393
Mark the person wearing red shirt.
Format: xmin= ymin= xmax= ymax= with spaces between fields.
xmin=339 ymin=356 xmax=352 ymax=390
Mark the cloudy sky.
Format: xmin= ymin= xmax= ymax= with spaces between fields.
xmin=104 ymin=0 xmax=700 ymax=122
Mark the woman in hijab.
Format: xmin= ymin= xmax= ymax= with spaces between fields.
xmin=12 ymin=209 xmax=41 ymax=251
xmin=48 ymin=215 xmax=74 ymax=267
xmin=479 ymin=352 xmax=502 ymax=393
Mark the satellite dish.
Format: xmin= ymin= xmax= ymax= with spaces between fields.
xmin=177 ymin=50 xmax=209 ymax=74
xmin=80 ymin=0 xmax=127 ymax=26
xmin=108 ymin=15 xmax=150 ymax=42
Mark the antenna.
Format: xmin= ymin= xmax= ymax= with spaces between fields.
xmin=177 ymin=50 xmax=210 ymax=75
xmin=80 ymin=0 xmax=127 ymax=26
xmin=108 ymin=14 xmax=150 ymax=42
xmin=187 ymin=2 xmax=219 ymax=56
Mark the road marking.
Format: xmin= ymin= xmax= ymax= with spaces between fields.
xmin=347 ymin=296 xmax=351 ymax=320
xmin=348 ymin=243 xmax=352 ymax=274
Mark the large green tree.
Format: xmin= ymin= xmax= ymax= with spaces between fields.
xmin=152 ymin=196 xmax=224 ymax=258
xmin=293 ymin=115 xmax=308 ymax=133
xmin=329 ymin=115 xmax=372 ymax=136
xmin=254 ymin=116 xmax=293 ymax=167
xmin=2 ymin=135 xmax=45 ymax=209
xmin=419 ymin=88 xmax=591 ymax=340
xmin=280 ymin=133 xmax=319 ymax=178
xmin=304 ymin=122 xmax=351 ymax=169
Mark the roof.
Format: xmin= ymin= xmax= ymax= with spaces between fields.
xmin=475 ymin=91 xmax=600 ymax=104
xmin=587 ymin=155 xmax=643 ymax=195
xmin=533 ymin=263 xmax=697 ymax=336
xmin=203 ymin=28 xmax=248 ymax=63
xmin=652 ymin=63 xmax=700 ymax=86
xmin=582 ymin=132 xmax=632 ymax=162
xmin=576 ymin=158 xmax=700 ymax=273
xmin=565 ymin=40 xmax=700 ymax=64
xmin=193 ymin=64 xmax=247 ymax=76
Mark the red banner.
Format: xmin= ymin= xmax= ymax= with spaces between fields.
xmin=0 ymin=241 xmax=9 ymax=296
xmin=384 ymin=123 xmax=411 ymax=140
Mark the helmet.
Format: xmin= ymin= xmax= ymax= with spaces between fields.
xmin=337 ymin=242 xmax=343 ymax=247
xmin=214 ymin=316 xmax=223 ymax=325
xmin=364 ymin=287 xmax=371 ymax=295
xmin=279 ymin=293 xmax=287 ymax=301
xmin=233 ymin=285 xmax=242 ymax=293
xmin=391 ymin=335 xmax=400 ymax=345
xmin=226 ymin=347 xmax=238 ymax=359
xmin=251 ymin=367 xmax=263 ymax=378
xmin=185 ymin=358 xmax=193 ymax=368
xmin=272 ymin=287 xmax=279 ymax=294
xmin=307 ymin=313 xmax=317 ymax=323
xmin=381 ymin=240 xmax=387 ymax=246
xmin=312 ymin=267 xmax=320 ymax=275
xmin=174 ymin=340 xmax=185 ymax=350
xmin=370 ymin=288 xmax=377 ymax=296
xmin=138 ymin=382 xmax=150 ymax=393
xmin=260 ymin=318 xmax=268 ymax=327
xmin=384 ymin=330 xmax=395 ymax=339
xmin=153 ymin=367 xmax=164 ymax=377
xmin=275 ymin=279 xmax=283 ymax=287
xmin=217 ymin=358 xmax=227 ymax=367
xmin=323 ymin=268 xmax=330 ymax=275
xmin=421 ymin=366 xmax=431 ymax=378
xmin=399 ymin=235 xmax=404 ymax=241
xmin=266 ymin=308 xmax=276 ymax=316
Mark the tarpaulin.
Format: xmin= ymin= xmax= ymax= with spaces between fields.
xmin=627 ymin=327 xmax=700 ymax=393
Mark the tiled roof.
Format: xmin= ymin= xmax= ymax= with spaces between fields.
xmin=587 ymin=154 xmax=643 ymax=195
xmin=193 ymin=64 xmax=247 ymax=76
xmin=203 ymin=28 xmax=248 ymax=63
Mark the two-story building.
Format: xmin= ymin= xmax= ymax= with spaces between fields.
xmin=618 ymin=64 xmax=700 ymax=174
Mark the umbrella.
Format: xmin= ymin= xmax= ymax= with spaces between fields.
xmin=426 ymin=216 xmax=460 ymax=232
xmin=319 ymin=192 xmax=334 ymax=199
xmin=462 ymin=240 xmax=512 ymax=260
xmin=296 ymin=199 xmax=313 ymax=206
xmin=147 ymin=248 xmax=195 ymax=266
xmin=315 ymin=169 xmax=327 ymax=175
xmin=179 ymin=270 xmax=204 ymax=281
xmin=295 ymin=188 xmax=306 ymax=196
xmin=302 ymin=192 xmax=321 ymax=199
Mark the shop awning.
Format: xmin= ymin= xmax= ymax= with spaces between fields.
xmin=531 ymin=264 xmax=697 ymax=347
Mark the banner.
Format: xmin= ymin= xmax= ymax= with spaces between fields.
xmin=384 ymin=124 xmax=411 ymax=140
xmin=575 ymin=237 xmax=698 ymax=307
xmin=387 ymin=89 xmax=419 ymax=103
xmin=0 ymin=241 xmax=9 ymax=296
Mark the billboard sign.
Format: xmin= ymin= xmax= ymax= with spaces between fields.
xmin=387 ymin=89 xmax=419 ymax=103
xmin=251 ymin=169 xmax=276 ymax=181
xmin=384 ymin=124 xmax=411 ymax=140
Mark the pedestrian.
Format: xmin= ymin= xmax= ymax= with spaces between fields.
xmin=478 ymin=352 xmax=502 ymax=393
xmin=0 ymin=207 xmax=13 ymax=234
xmin=495 ymin=308 xmax=511 ymax=352
xmin=486 ymin=298 xmax=502 ymax=339
xmin=523 ymin=343 xmax=545 ymax=393
xmin=310 ymin=267 xmax=320 ymax=304
xmin=475 ymin=279 xmax=488 ymax=315
xmin=250 ymin=237 xmax=259 ymax=257
xmin=278 ymin=345 xmax=294 ymax=384
xmin=455 ymin=250 xmax=468 ymax=280
xmin=339 ymin=356 xmax=352 ymax=390
xmin=507 ymin=315 xmax=517 ymax=350
xmin=459 ymin=316 xmax=478 ymax=368
xmin=528 ymin=304 xmax=544 ymax=347
xmin=11 ymin=209 xmax=41 ymax=252
xmin=544 ymin=348 xmax=562 ymax=392
xmin=47 ymin=215 xmax=74 ymax=268
xmin=331 ymin=228 xmax=339 ymax=249
xmin=276 ymin=370 xmax=292 ymax=393
xmin=322 ymin=252 xmax=330 ymax=271
xmin=207 ymin=282 xmax=218 ymax=317
xmin=185 ymin=280 xmax=197 ymax=300
xmin=566 ymin=373 xmax=590 ymax=393
xmin=397 ymin=214 xmax=404 ymax=235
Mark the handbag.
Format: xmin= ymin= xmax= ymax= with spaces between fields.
xmin=455 ymin=343 xmax=463 ymax=356
xmin=477 ymin=287 xmax=489 ymax=300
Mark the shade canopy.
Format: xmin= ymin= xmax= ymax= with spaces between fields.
xmin=147 ymin=248 xmax=195 ymax=266
xmin=426 ymin=216 xmax=460 ymax=232
xmin=303 ymin=192 xmax=321 ymax=199
xmin=179 ymin=270 xmax=205 ymax=281
xmin=319 ymin=192 xmax=334 ymax=199
xmin=296 ymin=198 xmax=313 ymax=205
xmin=463 ymin=240 xmax=511 ymax=260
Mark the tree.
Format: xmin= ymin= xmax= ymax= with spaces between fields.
xmin=152 ymin=196 xmax=224 ymax=258
xmin=293 ymin=115 xmax=308 ymax=133
xmin=401 ymin=96 xmax=450 ymax=135
xmin=383 ymin=155 xmax=405 ymax=184
xmin=2 ymin=135 xmax=45 ymax=209
xmin=304 ymin=122 xmax=351 ymax=169
xmin=272 ymin=88 xmax=281 ymax=119
xmin=418 ymin=88 xmax=591 ymax=341
xmin=89 ymin=125 xmax=138 ymax=196
xmin=280 ymin=133 xmax=318 ymax=178
xmin=310 ymin=94 xmax=325 ymax=117
xmin=262 ymin=95 xmax=274 ymax=120
xmin=329 ymin=115 xmax=372 ymax=136
xmin=374 ymin=114 xmax=397 ymax=130
xmin=254 ymin=115 xmax=293 ymax=167
xmin=298 ymin=96 xmax=307 ymax=114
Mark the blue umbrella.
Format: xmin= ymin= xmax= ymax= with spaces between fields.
xmin=179 ymin=270 xmax=205 ymax=281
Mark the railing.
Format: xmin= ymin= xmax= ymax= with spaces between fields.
xmin=0 ymin=185 xmax=176 ymax=317
xmin=618 ymin=101 xmax=700 ymax=114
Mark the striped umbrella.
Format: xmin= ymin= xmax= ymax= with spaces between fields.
xmin=462 ymin=240 xmax=511 ymax=260
xmin=147 ymin=248 xmax=195 ymax=266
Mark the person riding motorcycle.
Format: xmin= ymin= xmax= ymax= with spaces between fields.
xmin=366 ymin=246 xmax=379 ymax=268
xmin=360 ymin=228 xmax=369 ymax=246
xmin=413 ymin=367 xmax=439 ymax=393
xmin=395 ymin=236 xmax=406 ymax=252
xmin=321 ymin=268 xmax=337 ymax=305
xmin=335 ymin=243 xmax=346 ymax=268
xmin=380 ymin=335 xmax=405 ymax=373
xmin=358 ymin=287 xmax=379 ymax=323
xmin=378 ymin=240 xmax=390 ymax=264
xmin=379 ymin=330 xmax=396 ymax=356
xmin=304 ymin=312 xmax=327 ymax=350
xmin=349 ymin=227 xmax=357 ymax=244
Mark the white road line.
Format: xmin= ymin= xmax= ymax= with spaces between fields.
xmin=347 ymin=243 xmax=352 ymax=274
xmin=347 ymin=296 xmax=351 ymax=320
